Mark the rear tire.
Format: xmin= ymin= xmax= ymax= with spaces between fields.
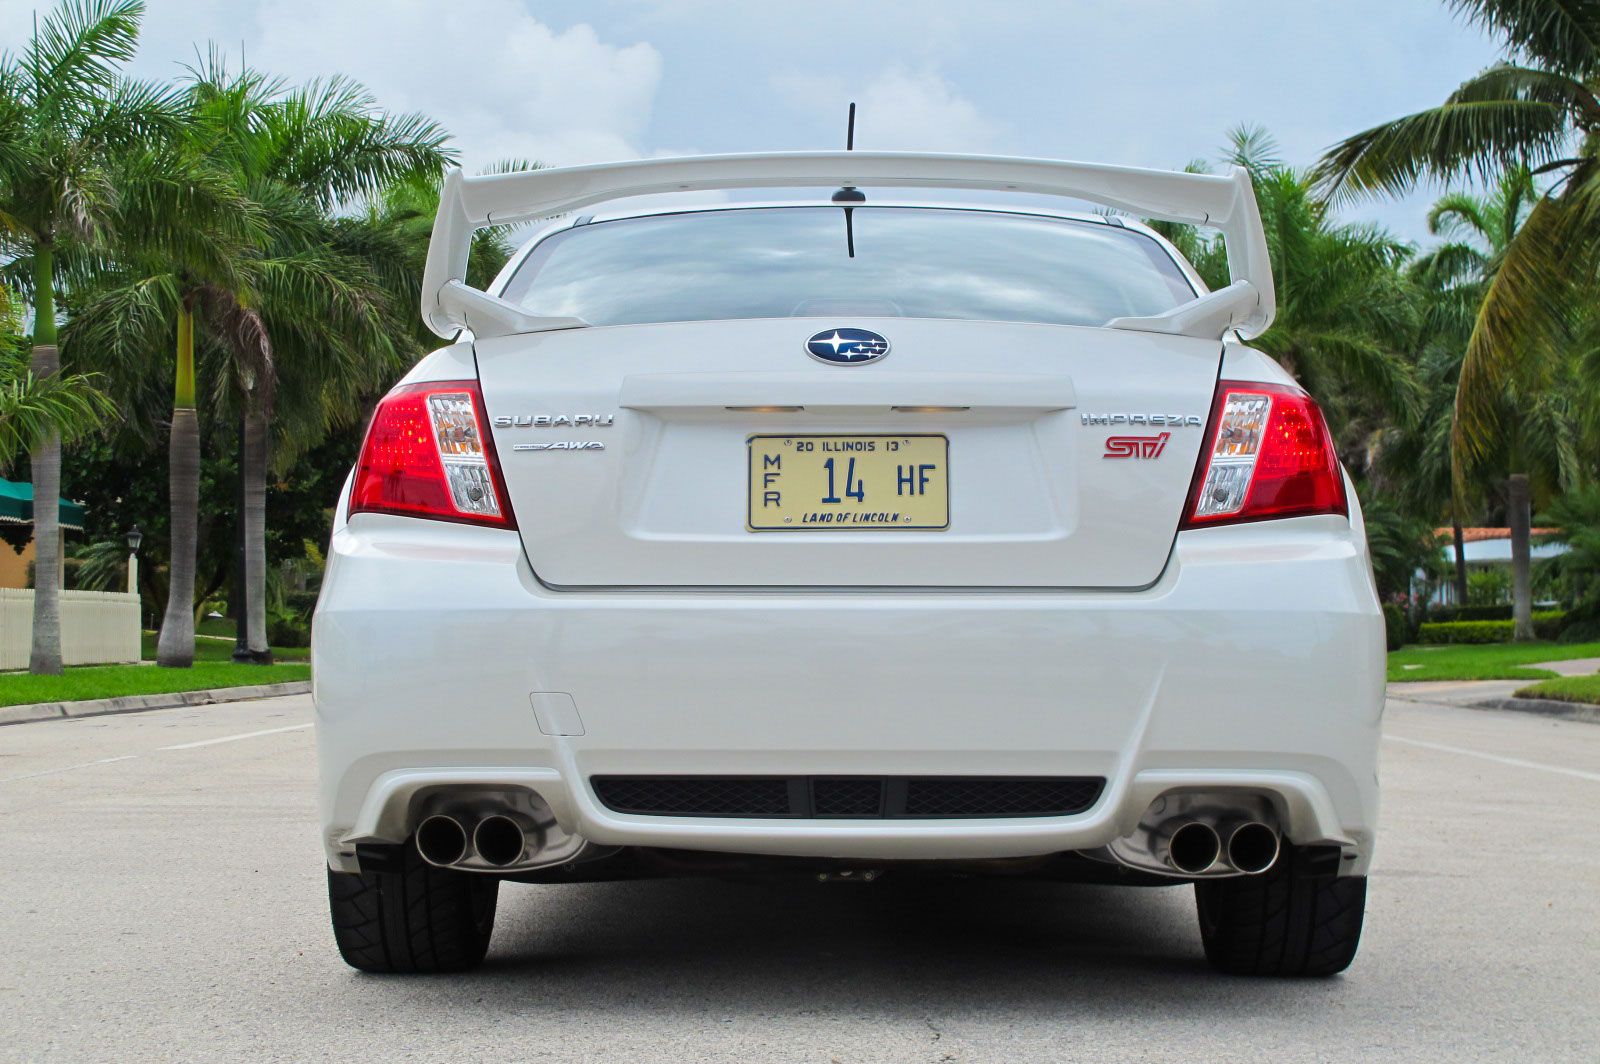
xmin=1195 ymin=845 xmax=1365 ymax=976
xmin=327 ymin=845 xmax=499 ymax=973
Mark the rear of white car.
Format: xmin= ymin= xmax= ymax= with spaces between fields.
xmin=314 ymin=153 xmax=1383 ymax=977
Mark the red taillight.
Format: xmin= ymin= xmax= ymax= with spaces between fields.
xmin=350 ymin=380 xmax=516 ymax=529
xmin=1181 ymin=380 xmax=1346 ymax=528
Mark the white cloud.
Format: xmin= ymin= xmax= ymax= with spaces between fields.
xmin=246 ymin=0 xmax=661 ymax=169
xmin=0 ymin=0 xmax=663 ymax=169
xmin=775 ymin=65 xmax=998 ymax=153
xmin=0 ymin=0 xmax=1509 ymax=243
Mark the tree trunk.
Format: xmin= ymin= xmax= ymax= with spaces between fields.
xmin=1508 ymin=473 xmax=1533 ymax=641
xmin=1451 ymin=519 xmax=1469 ymax=607
xmin=231 ymin=410 xmax=248 ymax=663
xmin=156 ymin=306 xmax=198 ymax=668
xmin=28 ymin=244 xmax=62 ymax=675
xmin=242 ymin=397 xmax=272 ymax=664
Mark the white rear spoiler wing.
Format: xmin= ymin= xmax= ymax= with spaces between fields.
xmin=421 ymin=151 xmax=1276 ymax=342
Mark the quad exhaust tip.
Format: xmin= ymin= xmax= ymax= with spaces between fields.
xmin=415 ymin=814 xmax=469 ymax=868
xmin=414 ymin=813 xmax=531 ymax=869
xmin=1166 ymin=821 xmax=1221 ymax=875
xmin=472 ymin=814 xmax=528 ymax=868
xmin=1102 ymin=797 xmax=1282 ymax=878
xmin=1225 ymin=820 xmax=1281 ymax=875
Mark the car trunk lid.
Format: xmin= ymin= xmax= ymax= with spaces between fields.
xmin=473 ymin=317 xmax=1220 ymax=588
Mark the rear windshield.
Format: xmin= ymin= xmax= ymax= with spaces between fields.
xmin=499 ymin=206 xmax=1197 ymax=329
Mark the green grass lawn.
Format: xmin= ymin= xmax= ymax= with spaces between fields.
xmin=0 ymin=631 xmax=311 ymax=708
xmin=1513 ymin=675 xmax=1600 ymax=704
xmin=0 ymin=661 xmax=310 ymax=707
xmin=1387 ymin=640 xmax=1600 ymax=682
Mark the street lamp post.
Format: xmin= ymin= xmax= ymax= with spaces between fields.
xmin=126 ymin=524 xmax=142 ymax=598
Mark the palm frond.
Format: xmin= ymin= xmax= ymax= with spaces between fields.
xmin=1221 ymin=124 xmax=1283 ymax=176
xmin=0 ymin=359 xmax=115 ymax=461
xmin=479 ymin=158 xmax=544 ymax=176
xmin=75 ymin=75 xmax=187 ymax=150
xmin=259 ymin=76 xmax=454 ymax=207
xmin=26 ymin=0 xmax=144 ymax=118
xmin=1293 ymin=329 xmax=1420 ymax=421
xmin=1427 ymin=190 xmax=1492 ymax=239
xmin=111 ymin=145 xmax=261 ymax=284
xmin=1312 ymin=65 xmax=1580 ymax=200
xmin=63 ymin=270 xmax=180 ymax=409
xmin=1449 ymin=0 xmax=1600 ymax=78
xmin=0 ymin=59 xmax=36 ymax=182
xmin=1452 ymin=190 xmax=1578 ymax=475
xmin=1413 ymin=240 xmax=1490 ymax=290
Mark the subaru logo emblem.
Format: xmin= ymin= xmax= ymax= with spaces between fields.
xmin=805 ymin=327 xmax=890 ymax=365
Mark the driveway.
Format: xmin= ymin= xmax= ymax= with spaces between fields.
xmin=1 ymin=692 xmax=1596 ymax=1062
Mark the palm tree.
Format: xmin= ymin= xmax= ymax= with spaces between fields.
xmin=0 ymin=0 xmax=217 ymax=672
xmin=1374 ymin=170 xmax=1537 ymax=606
xmin=1162 ymin=128 xmax=1417 ymax=449
xmin=184 ymin=61 xmax=451 ymax=660
xmin=1370 ymin=329 xmax=1475 ymax=606
xmin=348 ymin=165 xmax=524 ymax=352
xmin=1310 ymin=1 xmax=1600 ymax=634
xmin=69 ymin=57 xmax=442 ymax=664
xmin=68 ymin=238 xmax=268 ymax=666
xmin=1313 ymin=1 xmax=1600 ymax=453
xmin=1396 ymin=167 xmax=1578 ymax=637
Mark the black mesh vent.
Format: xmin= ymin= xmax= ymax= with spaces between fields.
xmin=812 ymin=778 xmax=884 ymax=816
xmin=903 ymin=777 xmax=1105 ymax=817
xmin=592 ymin=776 xmax=791 ymax=817
xmin=591 ymin=775 xmax=1103 ymax=819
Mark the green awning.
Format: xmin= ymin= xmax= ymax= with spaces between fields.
xmin=0 ymin=477 xmax=86 ymax=532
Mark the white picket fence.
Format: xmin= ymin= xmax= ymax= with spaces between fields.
xmin=0 ymin=588 xmax=141 ymax=670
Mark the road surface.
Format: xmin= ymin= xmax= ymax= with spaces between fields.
xmin=1 ymin=692 xmax=1596 ymax=1062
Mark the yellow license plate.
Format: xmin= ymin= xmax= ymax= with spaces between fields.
xmin=747 ymin=434 xmax=949 ymax=531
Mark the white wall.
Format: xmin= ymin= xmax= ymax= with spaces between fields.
xmin=0 ymin=589 xmax=142 ymax=670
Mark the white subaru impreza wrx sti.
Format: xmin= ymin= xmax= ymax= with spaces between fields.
xmin=313 ymin=151 xmax=1383 ymax=977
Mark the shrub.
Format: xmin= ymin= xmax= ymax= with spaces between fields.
xmin=1418 ymin=620 xmax=1511 ymax=644
xmin=1428 ymin=603 xmax=1513 ymax=623
xmin=284 ymin=589 xmax=320 ymax=616
xmin=1467 ymin=567 xmax=1511 ymax=606
xmin=267 ymin=608 xmax=311 ymax=648
xmin=1418 ymin=611 xmax=1567 ymax=644
xmin=1559 ymin=620 xmax=1600 ymax=643
xmin=1382 ymin=603 xmax=1406 ymax=651
xmin=1534 ymin=610 xmax=1568 ymax=641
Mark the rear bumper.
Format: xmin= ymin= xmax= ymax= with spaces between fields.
xmin=313 ymin=513 xmax=1384 ymax=874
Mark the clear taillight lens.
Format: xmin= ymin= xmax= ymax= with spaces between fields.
xmin=1181 ymin=381 xmax=1346 ymax=527
xmin=349 ymin=380 xmax=516 ymax=529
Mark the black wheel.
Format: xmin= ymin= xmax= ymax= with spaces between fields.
xmin=1195 ymin=845 xmax=1366 ymax=977
xmin=327 ymin=844 xmax=499 ymax=973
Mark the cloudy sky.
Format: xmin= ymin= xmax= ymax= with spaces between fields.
xmin=2 ymin=0 xmax=1504 ymax=241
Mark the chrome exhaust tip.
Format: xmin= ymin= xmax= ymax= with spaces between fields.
xmin=1165 ymin=821 xmax=1221 ymax=875
xmin=1225 ymin=820 xmax=1280 ymax=875
xmin=472 ymin=814 xmax=528 ymax=868
xmin=415 ymin=814 xmax=469 ymax=867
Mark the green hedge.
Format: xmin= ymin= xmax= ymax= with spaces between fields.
xmin=1418 ymin=611 xmax=1567 ymax=644
xmin=1428 ymin=603 xmax=1513 ymax=623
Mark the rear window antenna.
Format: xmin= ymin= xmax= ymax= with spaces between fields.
xmin=833 ymin=102 xmax=866 ymax=204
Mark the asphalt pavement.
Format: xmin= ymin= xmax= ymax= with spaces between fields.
xmin=0 ymin=691 xmax=1596 ymax=1062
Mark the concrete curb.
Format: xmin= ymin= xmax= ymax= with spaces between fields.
xmin=0 ymin=681 xmax=312 ymax=727
xmin=1468 ymin=696 xmax=1600 ymax=725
